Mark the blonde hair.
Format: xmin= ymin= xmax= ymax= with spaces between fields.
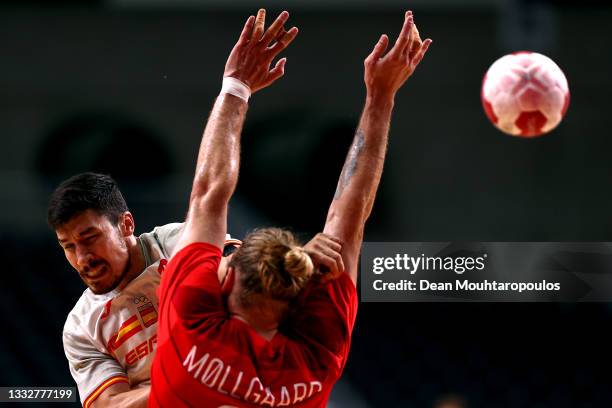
xmin=230 ymin=228 xmax=314 ymax=303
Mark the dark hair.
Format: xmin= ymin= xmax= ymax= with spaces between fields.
xmin=47 ymin=172 xmax=129 ymax=229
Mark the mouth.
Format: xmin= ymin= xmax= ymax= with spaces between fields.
xmin=86 ymin=264 xmax=108 ymax=280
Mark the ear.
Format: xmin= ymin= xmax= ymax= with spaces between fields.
xmin=118 ymin=211 xmax=135 ymax=237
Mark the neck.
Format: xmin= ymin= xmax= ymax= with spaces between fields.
xmin=232 ymin=313 xmax=278 ymax=341
xmin=117 ymin=235 xmax=145 ymax=291
xmin=228 ymin=292 xmax=286 ymax=341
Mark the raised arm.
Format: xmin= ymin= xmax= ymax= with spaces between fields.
xmin=323 ymin=11 xmax=432 ymax=283
xmin=174 ymin=9 xmax=298 ymax=254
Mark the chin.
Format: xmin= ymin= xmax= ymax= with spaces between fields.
xmin=89 ymin=284 xmax=111 ymax=295
xmin=89 ymin=279 xmax=120 ymax=294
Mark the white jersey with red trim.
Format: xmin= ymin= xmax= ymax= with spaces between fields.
xmin=62 ymin=223 xmax=184 ymax=407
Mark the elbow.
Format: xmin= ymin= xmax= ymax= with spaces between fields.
xmin=190 ymin=166 xmax=238 ymax=205
xmin=191 ymin=181 xmax=233 ymax=204
xmin=324 ymin=205 xmax=367 ymax=243
xmin=189 ymin=183 xmax=233 ymax=217
xmin=188 ymin=168 xmax=236 ymax=218
xmin=326 ymin=194 xmax=370 ymax=222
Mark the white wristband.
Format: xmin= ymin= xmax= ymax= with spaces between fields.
xmin=220 ymin=77 xmax=251 ymax=102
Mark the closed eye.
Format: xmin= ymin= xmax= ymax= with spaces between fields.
xmin=84 ymin=234 xmax=98 ymax=243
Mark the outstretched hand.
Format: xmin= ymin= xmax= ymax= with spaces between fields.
xmin=364 ymin=10 xmax=432 ymax=99
xmin=224 ymin=9 xmax=299 ymax=94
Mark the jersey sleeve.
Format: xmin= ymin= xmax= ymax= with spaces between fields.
xmin=62 ymin=324 xmax=129 ymax=407
xmin=151 ymin=223 xmax=185 ymax=258
xmin=289 ymin=273 xmax=358 ymax=368
xmin=151 ymin=222 xmax=237 ymax=259
xmin=158 ymin=242 xmax=224 ymax=323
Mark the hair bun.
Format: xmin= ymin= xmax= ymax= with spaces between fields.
xmin=230 ymin=228 xmax=314 ymax=301
xmin=284 ymin=247 xmax=314 ymax=281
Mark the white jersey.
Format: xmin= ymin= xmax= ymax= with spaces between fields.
xmin=62 ymin=223 xmax=183 ymax=407
xmin=63 ymin=222 xmax=240 ymax=407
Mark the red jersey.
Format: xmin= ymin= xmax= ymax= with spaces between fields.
xmin=150 ymin=242 xmax=357 ymax=408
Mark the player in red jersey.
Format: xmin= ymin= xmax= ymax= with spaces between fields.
xmin=150 ymin=8 xmax=431 ymax=407
xmin=51 ymin=176 xmax=339 ymax=408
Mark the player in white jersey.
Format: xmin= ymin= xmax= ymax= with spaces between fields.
xmin=49 ymin=172 xmax=342 ymax=407
xmin=48 ymin=173 xmax=240 ymax=407
xmin=62 ymin=222 xmax=181 ymax=407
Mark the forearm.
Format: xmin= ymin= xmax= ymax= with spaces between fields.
xmin=324 ymin=94 xmax=394 ymax=275
xmin=345 ymin=94 xmax=394 ymax=220
xmin=173 ymin=93 xmax=246 ymax=253
xmin=190 ymin=93 xmax=247 ymax=203
xmin=327 ymin=95 xmax=393 ymax=226
xmin=91 ymin=384 xmax=149 ymax=408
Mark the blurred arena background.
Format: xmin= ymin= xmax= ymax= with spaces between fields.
xmin=1 ymin=0 xmax=612 ymax=406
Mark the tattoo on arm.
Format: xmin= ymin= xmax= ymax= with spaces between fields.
xmin=334 ymin=128 xmax=365 ymax=200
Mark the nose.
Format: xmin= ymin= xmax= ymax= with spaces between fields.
xmin=75 ymin=246 xmax=93 ymax=270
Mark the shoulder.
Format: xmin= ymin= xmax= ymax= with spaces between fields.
xmin=163 ymin=242 xmax=223 ymax=291
xmin=302 ymin=273 xmax=357 ymax=302
xmin=171 ymin=242 xmax=223 ymax=268
xmin=288 ymin=273 xmax=358 ymax=353
xmin=141 ymin=223 xmax=237 ymax=248
xmin=63 ymin=289 xmax=113 ymax=343
xmin=138 ymin=222 xmax=184 ymax=260
xmin=150 ymin=223 xmax=185 ymax=239
xmin=141 ymin=222 xmax=184 ymax=246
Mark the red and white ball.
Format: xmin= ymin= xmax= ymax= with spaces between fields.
xmin=481 ymin=51 xmax=570 ymax=138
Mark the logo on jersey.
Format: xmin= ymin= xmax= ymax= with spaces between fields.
xmin=125 ymin=334 xmax=157 ymax=366
xmin=137 ymin=301 xmax=158 ymax=328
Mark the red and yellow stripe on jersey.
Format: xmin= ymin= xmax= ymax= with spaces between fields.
xmin=83 ymin=375 xmax=129 ymax=408
xmin=138 ymin=304 xmax=158 ymax=328
xmin=107 ymin=315 xmax=143 ymax=353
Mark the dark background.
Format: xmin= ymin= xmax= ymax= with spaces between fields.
xmin=1 ymin=0 xmax=611 ymax=406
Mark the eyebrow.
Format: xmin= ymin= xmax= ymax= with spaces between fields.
xmin=58 ymin=227 xmax=98 ymax=243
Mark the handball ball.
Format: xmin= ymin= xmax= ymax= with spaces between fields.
xmin=481 ymin=51 xmax=570 ymax=138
